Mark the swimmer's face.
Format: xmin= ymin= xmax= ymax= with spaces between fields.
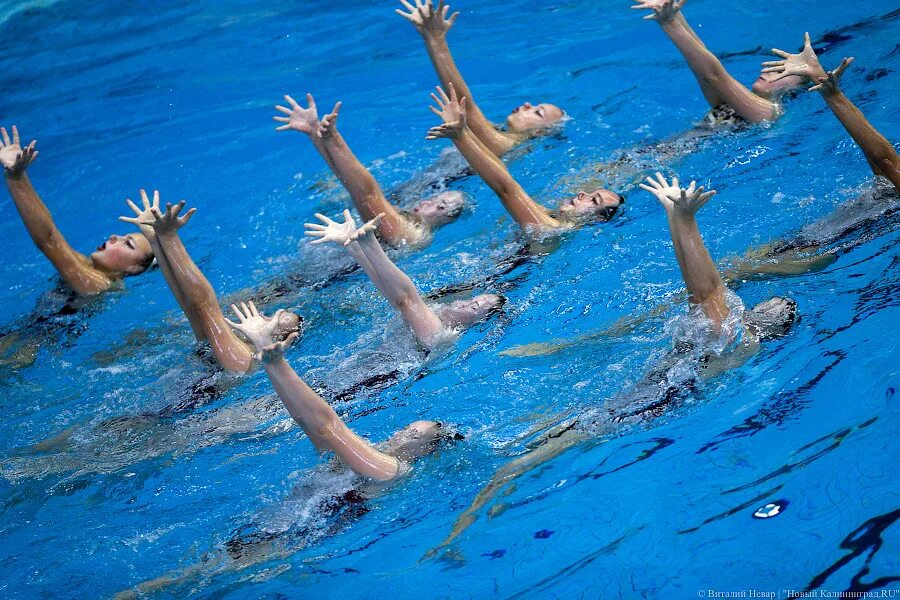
xmin=442 ymin=293 xmax=504 ymax=329
xmin=558 ymin=188 xmax=624 ymax=222
xmin=752 ymin=70 xmax=804 ymax=98
xmin=384 ymin=420 xmax=447 ymax=462
xmin=506 ymin=102 xmax=564 ymax=133
xmin=90 ymin=233 xmax=153 ymax=275
xmin=411 ymin=191 xmax=465 ymax=227
xmin=272 ymin=310 xmax=301 ymax=341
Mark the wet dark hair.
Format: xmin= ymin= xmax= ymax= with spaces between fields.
xmin=434 ymin=421 xmax=466 ymax=443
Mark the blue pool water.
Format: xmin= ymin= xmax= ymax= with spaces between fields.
xmin=1 ymin=0 xmax=898 ymax=597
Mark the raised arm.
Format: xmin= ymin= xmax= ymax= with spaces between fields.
xmin=640 ymin=173 xmax=728 ymax=326
xmin=119 ymin=190 xmax=205 ymax=340
xmin=144 ymin=202 xmax=254 ymax=372
xmin=304 ymin=211 xmax=446 ymax=348
xmin=632 ymin=0 xmax=778 ymax=123
xmin=274 ymin=94 xmax=415 ymax=245
xmin=426 ymin=85 xmax=561 ymax=230
xmin=764 ymin=39 xmax=900 ymax=190
xmin=396 ymin=0 xmax=515 ymax=156
xmin=0 ymin=127 xmax=113 ymax=294
xmin=228 ymin=304 xmax=403 ymax=481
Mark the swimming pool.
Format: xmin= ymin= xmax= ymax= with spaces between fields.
xmin=0 ymin=0 xmax=898 ymax=597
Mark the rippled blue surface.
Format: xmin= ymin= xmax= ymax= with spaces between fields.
xmin=1 ymin=0 xmax=898 ymax=597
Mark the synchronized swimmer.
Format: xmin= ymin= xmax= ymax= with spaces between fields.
xmin=3 ymin=0 xmax=899 ymax=587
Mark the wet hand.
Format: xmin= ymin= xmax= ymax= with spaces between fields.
xmin=809 ymin=57 xmax=854 ymax=95
xmin=0 ymin=126 xmax=38 ymax=176
xmin=304 ymin=209 xmax=359 ymax=246
xmin=227 ymin=302 xmax=298 ymax=362
xmin=640 ymin=172 xmax=715 ymax=216
xmin=274 ymin=94 xmax=321 ymax=135
xmin=631 ymin=0 xmax=684 ymax=22
xmin=119 ymin=189 xmax=161 ymax=237
xmin=345 ymin=213 xmax=385 ymax=245
xmin=426 ymin=83 xmax=467 ymax=140
xmin=763 ymin=33 xmax=827 ymax=85
xmin=316 ymin=101 xmax=342 ymax=139
xmin=396 ymin=0 xmax=459 ymax=39
xmin=143 ymin=200 xmax=196 ymax=235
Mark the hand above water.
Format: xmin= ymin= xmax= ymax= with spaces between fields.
xmin=396 ymin=0 xmax=459 ymax=40
xmin=0 ymin=126 xmax=38 ymax=177
xmin=631 ymin=0 xmax=685 ymax=23
xmin=316 ymin=101 xmax=342 ymax=140
xmin=227 ymin=301 xmax=298 ymax=362
xmin=119 ymin=189 xmax=161 ymax=238
xmin=426 ymin=83 xmax=467 ymax=140
xmin=143 ymin=200 xmax=196 ymax=236
xmin=763 ymin=33 xmax=829 ymax=87
xmin=640 ymin=172 xmax=715 ymax=217
xmin=274 ymin=94 xmax=321 ymax=136
xmin=808 ymin=57 xmax=854 ymax=95
xmin=304 ymin=209 xmax=359 ymax=246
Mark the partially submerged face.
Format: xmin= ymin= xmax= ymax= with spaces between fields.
xmin=411 ymin=191 xmax=465 ymax=227
xmin=383 ymin=420 xmax=461 ymax=462
xmin=90 ymin=233 xmax=154 ymax=276
xmin=506 ymin=102 xmax=564 ymax=133
xmin=273 ymin=310 xmax=301 ymax=342
xmin=441 ymin=293 xmax=504 ymax=329
xmin=752 ymin=70 xmax=805 ymax=98
xmin=558 ymin=188 xmax=624 ymax=222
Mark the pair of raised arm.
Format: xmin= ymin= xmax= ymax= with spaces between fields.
xmin=426 ymin=84 xmax=563 ymax=230
xmin=763 ymin=34 xmax=900 ymax=191
xmin=396 ymin=0 xmax=520 ymax=157
xmin=274 ymin=94 xmax=421 ymax=246
xmin=121 ymin=194 xmax=256 ymax=372
xmin=633 ymin=0 xmax=780 ymax=123
xmin=304 ymin=210 xmax=447 ymax=348
xmin=1 ymin=128 xmax=118 ymax=294
xmin=228 ymin=302 xmax=405 ymax=481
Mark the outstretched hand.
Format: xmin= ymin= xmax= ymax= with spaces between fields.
xmin=809 ymin=57 xmax=854 ymax=95
xmin=426 ymin=83 xmax=467 ymax=140
xmin=0 ymin=126 xmax=38 ymax=176
xmin=396 ymin=0 xmax=459 ymax=39
xmin=763 ymin=32 xmax=827 ymax=86
xmin=304 ymin=209 xmax=359 ymax=246
xmin=316 ymin=101 xmax=342 ymax=139
xmin=345 ymin=213 xmax=385 ymax=244
xmin=274 ymin=94 xmax=321 ymax=136
xmin=640 ymin=172 xmax=715 ymax=216
xmin=227 ymin=301 xmax=298 ymax=362
xmin=143 ymin=200 xmax=196 ymax=235
xmin=120 ymin=189 xmax=161 ymax=236
xmin=630 ymin=0 xmax=685 ymax=22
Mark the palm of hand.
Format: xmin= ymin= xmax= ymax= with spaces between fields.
xmin=290 ymin=108 xmax=318 ymax=134
xmin=237 ymin=316 xmax=279 ymax=350
xmin=322 ymin=219 xmax=357 ymax=244
xmin=0 ymin=144 xmax=20 ymax=170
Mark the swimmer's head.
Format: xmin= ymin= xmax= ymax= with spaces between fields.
xmin=752 ymin=70 xmax=805 ymax=98
xmin=558 ymin=188 xmax=624 ymax=222
xmin=441 ymin=293 xmax=505 ymax=329
xmin=272 ymin=310 xmax=302 ymax=341
xmin=90 ymin=232 xmax=154 ymax=276
xmin=411 ymin=191 xmax=465 ymax=227
xmin=744 ymin=296 xmax=798 ymax=340
xmin=383 ymin=420 xmax=464 ymax=462
xmin=506 ymin=102 xmax=564 ymax=133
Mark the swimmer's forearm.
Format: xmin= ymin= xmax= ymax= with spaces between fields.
xmin=668 ymin=213 xmax=728 ymax=323
xmin=659 ymin=14 xmax=725 ymax=88
xmin=263 ymin=357 xmax=401 ymax=480
xmin=453 ymin=130 xmax=557 ymax=228
xmin=422 ymin=36 xmax=511 ymax=156
xmin=321 ymin=132 xmax=408 ymax=241
xmin=145 ymin=235 xmax=206 ymax=340
xmin=352 ymin=233 xmax=420 ymax=308
xmin=822 ymin=91 xmax=900 ymax=188
xmin=155 ymin=232 xmax=225 ymax=322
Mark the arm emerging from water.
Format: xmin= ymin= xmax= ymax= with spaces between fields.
xmin=144 ymin=201 xmax=255 ymax=372
xmin=274 ymin=95 xmax=419 ymax=245
xmin=640 ymin=173 xmax=728 ymax=326
xmin=227 ymin=303 xmax=404 ymax=481
xmin=0 ymin=127 xmax=114 ymax=294
xmin=426 ymin=84 xmax=561 ymax=230
xmin=632 ymin=0 xmax=779 ymax=123
xmin=304 ymin=210 xmax=446 ymax=348
xmin=764 ymin=36 xmax=900 ymax=191
xmin=396 ymin=0 xmax=517 ymax=157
